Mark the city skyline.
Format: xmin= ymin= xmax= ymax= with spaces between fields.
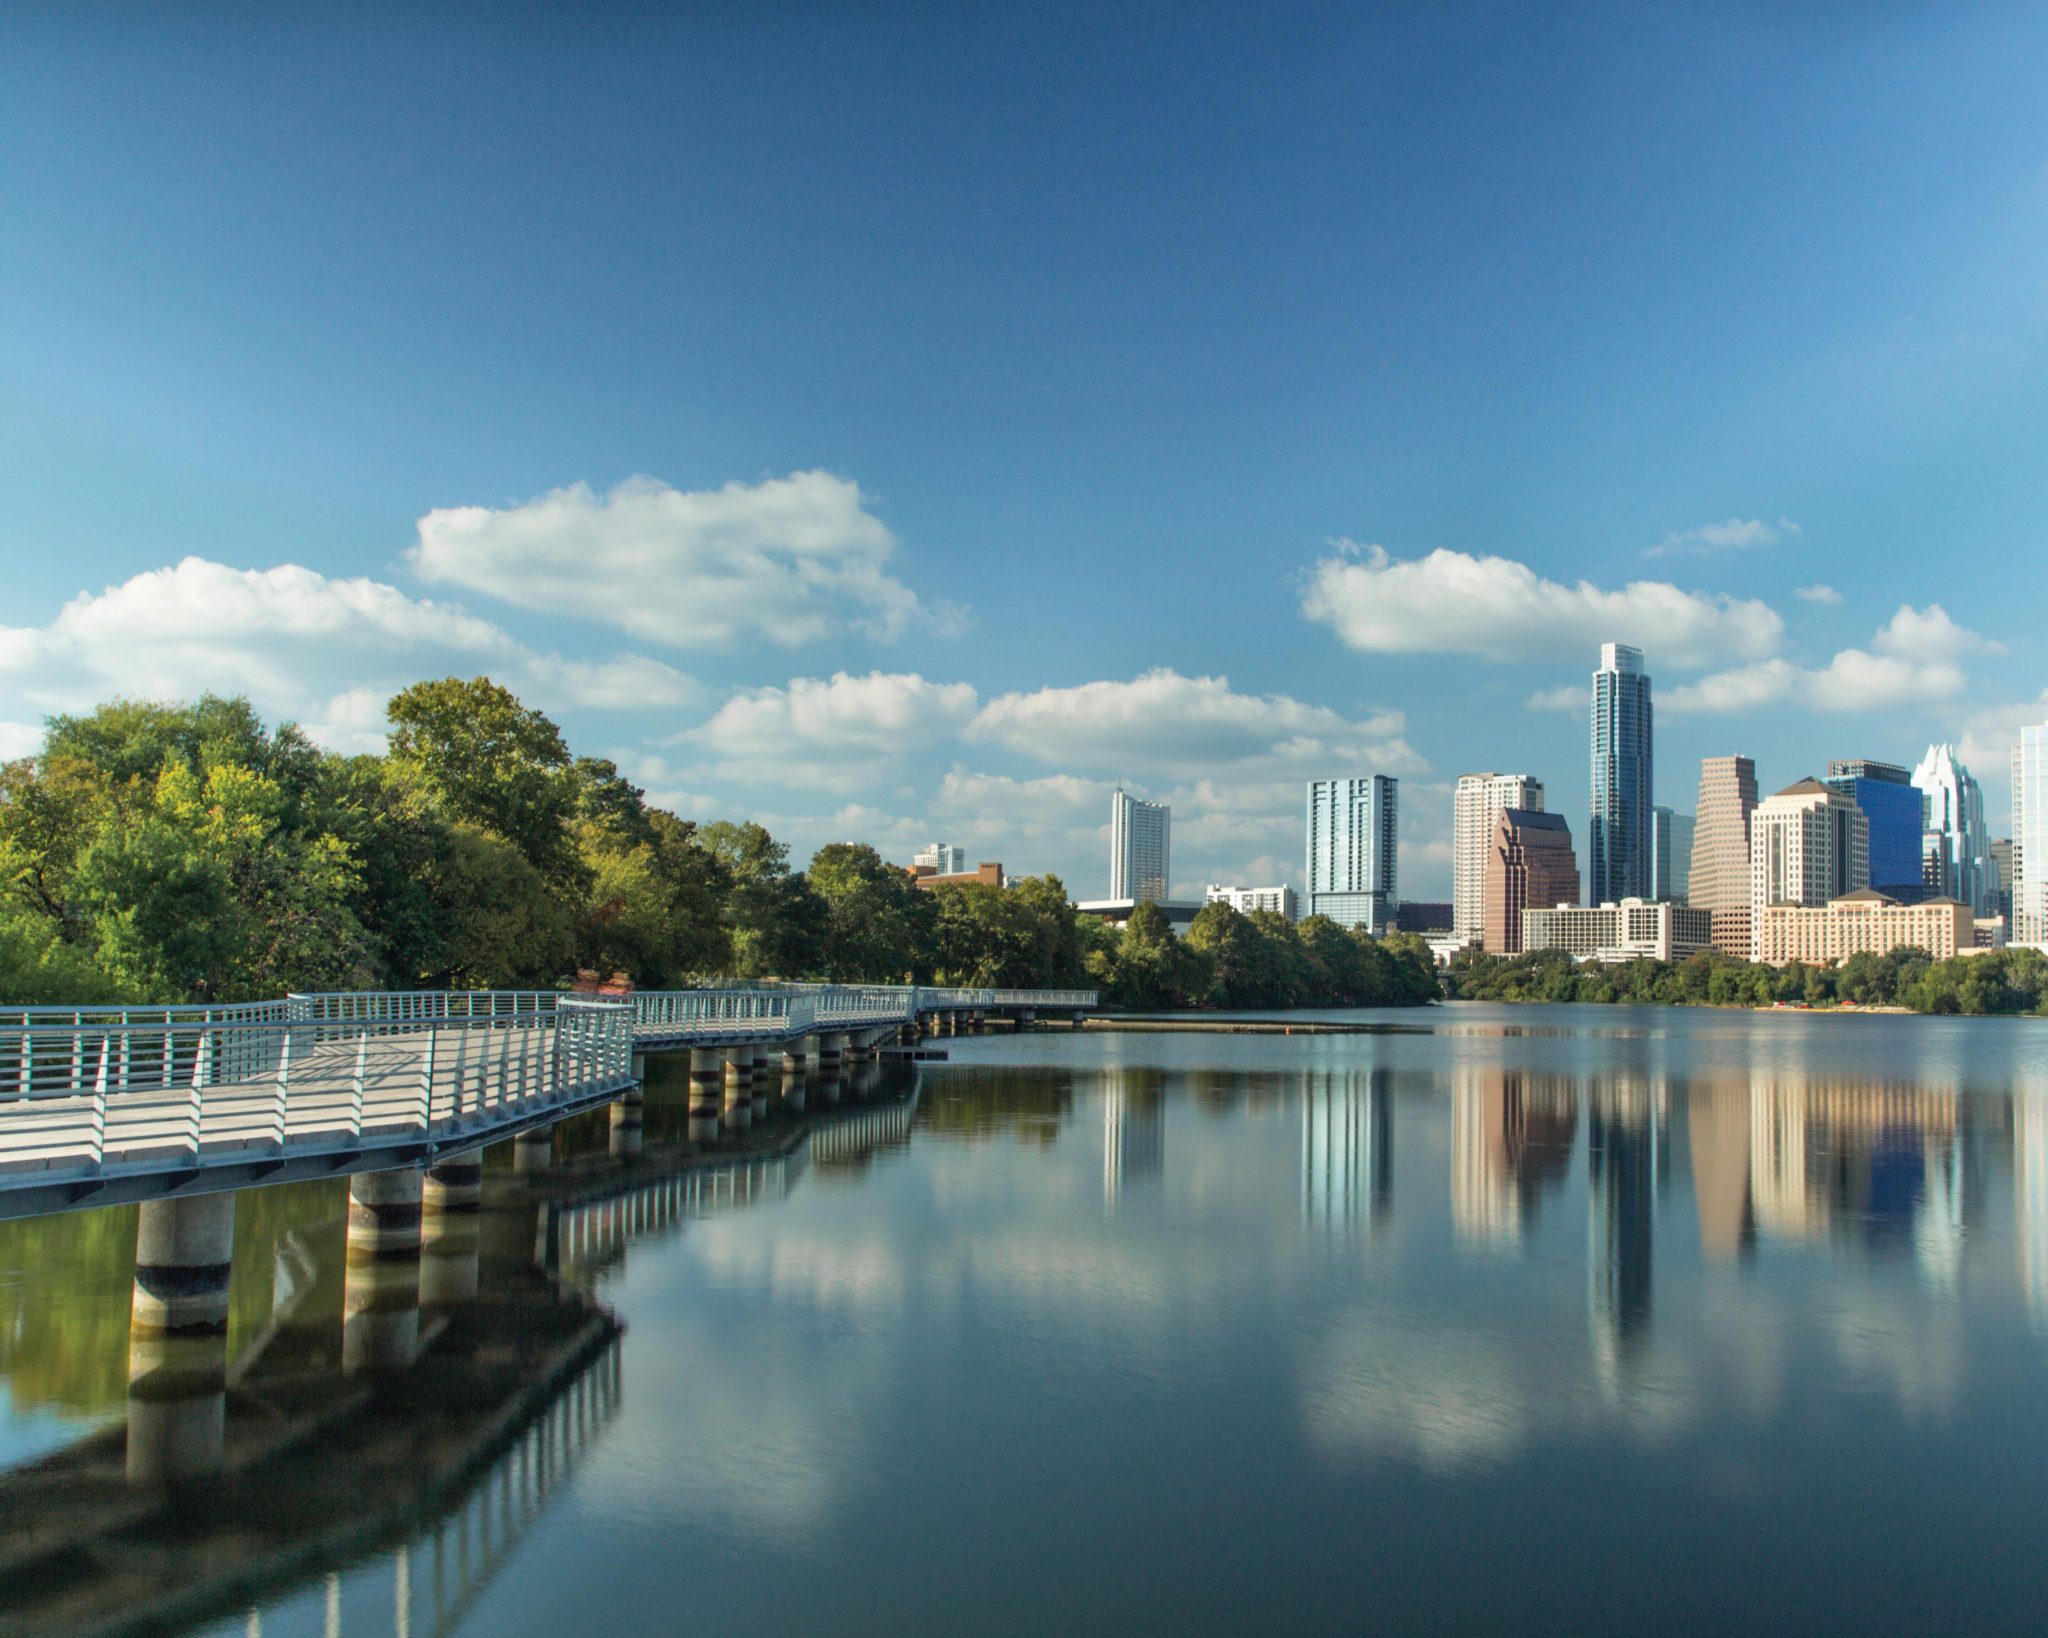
xmin=2 ymin=10 xmax=2045 ymax=906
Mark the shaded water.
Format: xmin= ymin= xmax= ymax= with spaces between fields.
xmin=9 ymin=1004 xmax=2048 ymax=1635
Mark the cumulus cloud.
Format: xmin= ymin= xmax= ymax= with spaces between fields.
xmin=410 ymin=471 xmax=961 ymax=649
xmin=0 ymin=557 xmax=700 ymax=750
xmin=1299 ymin=542 xmax=1783 ymax=666
xmin=1525 ymin=685 xmax=1583 ymax=712
xmin=1796 ymin=584 xmax=1842 ymax=604
xmin=966 ymin=668 xmax=1423 ymax=781
xmin=1662 ymin=605 xmax=1996 ymax=716
xmin=684 ymin=671 xmax=979 ymax=790
xmin=1643 ymin=516 xmax=1799 ymax=558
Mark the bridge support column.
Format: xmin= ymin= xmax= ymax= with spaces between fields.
xmin=781 ymin=1036 xmax=809 ymax=1113
xmin=514 ymin=1124 xmax=554 ymax=1176
xmin=610 ymin=1083 xmax=644 ymax=1158
xmin=344 ymin=1168 xmax=423 ymax=1376
xmin=1019 ymin=1009 xmax=1035 ymax=1031
xmin=819 ymin=1032 xmax=846 ymax=1071
xmin=722 ymin=1046 xmax=752 ymax=1131
xmin=126 ymin=1192 xmax=234 ymax=1485
xmin=750 ymin=1046 xmax=773 ymax=1115
xmin=422 ymin=1156 xmax=483 ymax=1310
xmin=688 ymin=1048 xmax=722 ymax=1141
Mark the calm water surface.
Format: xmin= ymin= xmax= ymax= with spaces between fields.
xmin=10 ymin=1003 xmax=2048 ymax=1636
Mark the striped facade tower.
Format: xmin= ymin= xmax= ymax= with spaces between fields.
xmin=343 ymin=1168 xmax=424 ymax=1375
xmin=127 ymin=1193 xmax=235 ymax=1484
xmin=421 ymin=1156 xmax=483 ymax=1310
xmin=688 ymin=1047 xmax=722 ymax=1141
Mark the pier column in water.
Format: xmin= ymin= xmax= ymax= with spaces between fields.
xmin=344 ymin=1168 xmax=423 ymax=1375
xmin=610 ymin=1083 xmax=644 ymax=1157
xmin=688 ymin=1048 xmax=722 ymax=1141
xmin=513 ymin=1122 xmax=555 ymax=1176
xmin=421 ymin=1155 xmax=483 ymax=1310
xmin=723 ymin=1045 xmax=752 ymax=1131
xmin=127 ymin=1192 xmax=235 ymax=1484
xmin=818 ymin=1032 xmax=846 ymax=1072
xmin=750 ymin=1045 xmax=773 ymax=1115
xmin=781 ymin=1035 xmax=809 ymax=1112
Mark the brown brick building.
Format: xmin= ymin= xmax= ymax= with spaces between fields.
xmin=1484 ymin=810 xmax=1582 ymax=956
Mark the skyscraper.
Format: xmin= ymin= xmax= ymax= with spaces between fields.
xmin=1649 ymin=805 xmax=1694 ymax=903
xmin=1913 ymin=744 xmax=1994 ymax=916
xmin=1483 ymin=809 xmax=1580 ymax=955
xmin=1589 ymin=643 xmax=1653 ymax=905
xmin=1453 ymin=773 xmax=1544 ymax=939
xmin=1109 ymin=789 xmax=1170 ymax=902
xmin=1690 ymin=755 xmax=1758 ymax=956
xmin=2014 ymin=724 xmax=2048 ymax=946
xmin=1824 ymin=759 xmax=1924 ymax=902
xmin=1749 ymin=778 xmax=1870 ymax=956
xmin=1306 ymin=776 xmax=1398 ymax=931
xmin=914 ymin=841 xmax=967 ymax=877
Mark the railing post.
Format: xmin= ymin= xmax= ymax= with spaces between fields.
xmin=88 ymin=1035 xmax=110 ymax=1171
xmin=270 ymin=1021 xmax=293 ymax=1151
xmin=418 ymin=1025 xmax=437 ymax=1137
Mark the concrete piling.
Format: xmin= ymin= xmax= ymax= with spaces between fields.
xmin=609 ymin=1083 xmax=644 ymax=1158
xmin=344 ymin=1168 xmax=424 ymax=1375
xmin=688 ymin=1047 xmax=722 ymax=1141
xmin=421 ymin=1156 xmax=483 ymax=1310
xmin=126 ymin=1192 xmax=235 ymax=1485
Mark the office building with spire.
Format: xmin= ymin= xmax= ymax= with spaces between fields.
xmin=1913 ymin=744 xmax=1996 ymax=916
xmin=1589 ymin=643 xmax=1653 ymax=905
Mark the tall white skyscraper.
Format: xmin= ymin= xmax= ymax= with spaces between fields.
xmin=1306 ymin=775 xmax=1398 ymax=931
xmin=2014 ymin=724 xmax=2048 ymax=946
xmin=1453 ymin=773 xmax=1544 ymax=939
xmin=1913 ymin=743 xmax=1994 ymax=915
xmin=1590 ymin=643 xmax=1654 ymax=905
xmin=1109 ymin=789 xmax=1170 ymax=902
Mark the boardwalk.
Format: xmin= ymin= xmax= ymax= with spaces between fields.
xmin=0 ymin=985 xmax=1093 ymax=1220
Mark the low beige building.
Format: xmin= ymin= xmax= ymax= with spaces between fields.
xmin=1751 ymin=889 xmax=1974 ymax=967
xmin=1521 ymin=897 xmax=1714 ymax=964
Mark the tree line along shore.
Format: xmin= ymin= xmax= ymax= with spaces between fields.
xmin=0 ymin=678 xmax=1439 ymax=1012
xmin=1444 ymin=943 xmax=2048 ymax=1015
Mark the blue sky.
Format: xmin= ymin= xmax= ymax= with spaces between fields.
xmin=2 ymin=2 xmax=2044 ymax=900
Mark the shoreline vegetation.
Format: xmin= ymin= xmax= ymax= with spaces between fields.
xmin=0 ymin=679 xmax=1438 ymax=1014
xmin=1442 ymin=944 xmax=2048 ymax=1017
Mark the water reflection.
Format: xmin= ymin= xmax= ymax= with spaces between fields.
xmin=1103 ymin=1071 xmax=1165 ymax=1212
xmin=1451 ymin=1069 xmax=1576 ymax=1246
xmin=1303 ymin=1069 xmax=1392 ymax=1238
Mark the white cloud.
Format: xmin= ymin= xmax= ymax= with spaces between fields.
xmin=1644 ymin=516 xmax=1798 ymax=558
xmin=1300 ymin=542 xmax=1783 ymax=666
xmin=685 ymin=671 xmax=979 ymax=790
xmin=410 ymin=471 xmax=961 ymax=649
xmin=1661 ymin=606 xmax=1996 ymax=715
xmin=1525 ymin=685 xmax=1583 ymax=712
xmin=0 ymin=557 xmax=700 ymax=751
xmin=966 ymin=668 xmax=1423 ymax=781
xmin=1869 ymin=602 xmax=2004 ymax=663
xmin=931 ymin=769 xmax=1109 ymax=826
xmin=1796 ymin=584 xmax=1842 ymax=604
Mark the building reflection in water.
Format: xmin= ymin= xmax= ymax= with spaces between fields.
xmin=2015 ymin=1088 xmax=2048 ymax=1332
xmin=1103 ymin=1070 xmax=1165 ymax=1213
xmin=1302 ymin=1070 xmax=1392 ymax=1241
xmin=1588 ymin=1076 xmax=1661 ymax=1388
xmin=1689 ymin=1083 xmax=1755 ymax=1262
xmin=1744 ymin=1076 xmax=1972 ymax=1287
xmin=1451 ymin=1068 xmax=1577 ymax=1247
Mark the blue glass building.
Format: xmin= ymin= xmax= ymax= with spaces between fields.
xmin=1825 ymin=759 xmax=1923 ymax=901
xmin=1589 ymin=644 xmax=1653 ymax=904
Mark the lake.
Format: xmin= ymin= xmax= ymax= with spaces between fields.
xmin=6 ymin=1002 xmax=2048 ymax=1636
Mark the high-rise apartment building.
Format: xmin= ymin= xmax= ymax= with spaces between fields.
xmin=1749 ymin=778 xmax=1870 ymax=956
xmin=914 ymin=841 xmax=967 ymax=877
xmin=1991 ymin=837 xmax=2014 ymax=928
xmin=1454 ymin=773 xmax=1544 ymax=938
xmin=1306 ymin=776 xmax=1398 ymax=931
xmin=1913 ymin=744 xmax=1995 ymax=916
xmin=2014 ymin=725 xmax=2048 ymax=946
xmin=1483 ymin=809 xmax=1580 ymax=956
xmin=1589 ymin=643 xmax=1654 ymax=905
xmin=1690 ymin=756 xmax=1758 ymax=956
xmin=1109 ymin=790 xmax=1170 ymax=903
xmin=1205 ymin=884 xmax=1302 ymax=920
xmin=1649 ymin=806 xmax=1694 ymax=903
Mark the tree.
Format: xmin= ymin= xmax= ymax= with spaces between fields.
xmin=386 ymin=678 xmax=582 ymax=885
xmin=808 ymin=843 xmax=935 ymax=983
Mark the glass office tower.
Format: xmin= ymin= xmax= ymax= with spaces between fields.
xmin=1589 ymin=643 xmax=1653 ymax=905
